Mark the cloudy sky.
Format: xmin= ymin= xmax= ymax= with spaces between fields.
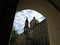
xmin=13 ymin=9 xmax=45 ymax=34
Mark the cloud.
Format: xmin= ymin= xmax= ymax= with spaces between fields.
xmin=13 ymin=9 xmax=45 ymax=34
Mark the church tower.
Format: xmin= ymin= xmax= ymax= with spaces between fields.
xmin=30 ymin=17 xmax=39 ymax=28
xmin=24 ymin=18 xmax=33 ymax=45
xmin=24 ymin=17 xmax=29 ymax=34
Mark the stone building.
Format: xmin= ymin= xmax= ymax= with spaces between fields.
xmin=17 ymin=17 xmax=50 ymax=45
xmin=23 ymin=17 xmax=50 ymax=45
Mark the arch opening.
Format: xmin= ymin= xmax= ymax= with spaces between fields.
xmin=13 ymin=9 xmax=46 ymax=34
xmin=9 ymin=9 xmax=50 ymax=45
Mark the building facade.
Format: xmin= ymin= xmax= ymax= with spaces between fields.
xmin=24 ymin=17 xmax=50 ymax=45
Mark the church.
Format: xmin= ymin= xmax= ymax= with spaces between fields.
xmin=17 ymin=17 xmax=50 ymax=45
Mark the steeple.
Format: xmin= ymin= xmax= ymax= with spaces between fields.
xmin=24 ymin=17 xmax=29 ymax=34
xmin=33 ymin=17 xmax=35 ymax=20
xmin=30 ymin=17 xmax=39 ymax=28
xmin=25 ymin=17 xmax=28 ymax=27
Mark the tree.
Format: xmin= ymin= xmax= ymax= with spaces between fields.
xmin=9 ymin=29 xmax=19 ymax=45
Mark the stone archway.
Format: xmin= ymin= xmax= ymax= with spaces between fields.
xmin=15 ymin=0 xmax=60 ymax=45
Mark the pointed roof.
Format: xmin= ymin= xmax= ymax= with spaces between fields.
xmin=30 ymin=17 xmax=39 ymax=24
xmin=25 ymin=17 xmax=28 ymax=21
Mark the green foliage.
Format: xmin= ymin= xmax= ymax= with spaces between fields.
xmin=10 ymin=29 xmax=19 ymax=45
